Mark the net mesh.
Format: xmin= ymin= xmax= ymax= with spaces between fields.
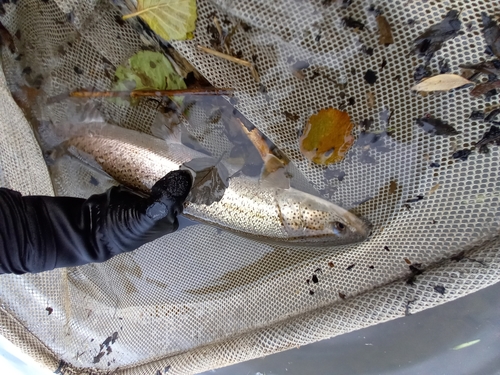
xmin=0 ymin=0 xmax=499 ymax=374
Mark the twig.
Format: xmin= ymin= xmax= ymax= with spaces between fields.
xmin=197 ymin=45 xmax=253 ymax=67
xmin=197 ymin=45 xmax=260 ymax=82
xmin=69 ymin=87 xmax=234 ymax=98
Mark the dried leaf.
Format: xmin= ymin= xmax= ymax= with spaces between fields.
xmin=459 ymin=60 xmax=500 ymax=76
xmin=123 ymin=0 xmax=197 ymax=41
xmin=470 ymin=80 xmax=500 ymax=97
xmin=181 ymin=157 xmax=229 ymax=206
xmin=377 ymin=15 xmax=394 ymax=45
xmin=299 ymin=108 xmax=355 ymax=165
xmin=413 ymin=10 xmax=461 ymax=60
xmin=412 ymin=74 xmax=473 ymax=92
xmin=481 ymin=12 xmax=500 ymax=58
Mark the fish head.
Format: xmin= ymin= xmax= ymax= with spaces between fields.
xmin=276 ymin=189 xmax=372 ymax=246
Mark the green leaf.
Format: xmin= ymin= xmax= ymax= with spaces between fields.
xmin=123 ymin=0 xmax=197 ymax=41
xmin=111 ymin=50 xmax=186 ymax=105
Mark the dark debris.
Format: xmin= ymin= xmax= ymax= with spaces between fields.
xmin=343 ymin=17 xmax=365 ymax=30
xmin=452 ymin=149 xmax=472 ymax=161
xmin=434 ymin=285 xmax=446 ymax=295
xmin=364 ymin=69 xmax=377 ymax=85
xmin=413 ymin=10 xmax=462 ymax=61
xmin=416 ymin=117 xmax=459 ymax=136
xmin=481 ymin=12 xmax=500 ymax=58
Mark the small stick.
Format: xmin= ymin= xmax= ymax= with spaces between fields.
xmin=69 ymin=87 xmax=234 ymax=98
xmin=197 ymin=45 xmax=253 ymax=67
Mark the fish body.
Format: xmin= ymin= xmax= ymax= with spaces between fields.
xmin=63 ymin=124 xmax=371 ymax=247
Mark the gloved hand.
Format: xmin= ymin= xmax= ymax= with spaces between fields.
xmin=0 ymin=170 xmax=192 ymax=275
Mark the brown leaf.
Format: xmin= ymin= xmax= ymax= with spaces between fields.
xmin=470 ymin=80 xmax=500 ymax=97
xmin=377 ymin=15 xmax=394 ymax=45
xmin=412 ymin=74 xmax=473 ymax=92
xmin=299 ymin=108 xmax=355 ymax=165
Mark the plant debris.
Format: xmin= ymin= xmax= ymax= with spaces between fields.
xmin=412 ymin=74 xmax=472 ymax=92
xmin=452 ymin=149 xmax=472 ymax=161
xmin=416 ymin=117 xmax=459 ymax=136
xmin=309 ymin=290 xmax=315 ymax=295
xmin=413 ymin=10 xmax=462 ymax=61
xmin=343 ymin=17 xmax=364 ymax=30
xmin=469 ymin=110 xmax=485 ymax=120
xmin=484 ymin=108 xmax=500 ymax=122
xmin=406 ymin=195 xmax=424 ymax=203
xmin=475 ymin=125 xmax=500 ymax=153
xmin=93 ymin=351 xmax=105 ymax=364
xmin=197 ymin=45 xmax=259 ymax=82
xmin=181 ymin=157 xmax=229 ymax=206
xmin=283 ymin=111 xmax=299 ymax=121
xmin=438 ymin=59 xmax=451 ymax=74
xmin=0 ymin=22 xmax=16 ymax=54
xmin=111 ymin=50 xmax=186 ymax=105
xmin=377 ymin=15 xmax=394 ymax=45
xmin=312 ymin=275 xmax=319 ymax=284
xmin=470 ymin=80 xmax=500 ymax=97
xmin=481 ymin=12 xmax=500 ymax=58
xmin=434 ymin=285 xmax=446 ymax=295
xmin=338 ymin=292 xmax=346 ymax=299
xmin=299 ymin=107 xmax=355 ymax=165
xmin=45 ymin=307 xmax=53 ymax=315
xmin=404 ymin=258 xmax=412 ymax=265
xmin=123 ymin=0 xmax=197 ymax=41
xmin=389 ymin=180 xmax=398 ymax=194
xmin=364 ymin=69 xmax=377 ymax=85
xmin=414 ymin=64 xmax=432 ymax=81
xmin=460 ymin=60 xmax=500 ymax=76
xmin=406 ymin=263 xmax=424 ymax=286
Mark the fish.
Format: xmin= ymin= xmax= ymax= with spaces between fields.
xmin=57 ymin=123 xmax=372 ymax=247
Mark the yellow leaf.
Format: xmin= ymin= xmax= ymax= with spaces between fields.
xmin=412 ymin=74 xmax=473 ymax=92
xmin=123 ymin=0 xmax=197 ymax=41
xmin=299 ymin=108 xmax=355 ymax=165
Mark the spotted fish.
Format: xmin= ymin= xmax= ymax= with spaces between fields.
xmin=60 ymin=124 xmax=371 ymax=247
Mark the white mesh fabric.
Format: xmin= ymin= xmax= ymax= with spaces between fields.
xmin=0 ymin=0 xmax=499 ymax=374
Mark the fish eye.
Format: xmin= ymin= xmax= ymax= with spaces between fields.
xmin=332 ymin=221 xmax=346 ymax=231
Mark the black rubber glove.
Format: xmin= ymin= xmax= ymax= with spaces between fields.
xmin=0 ymin=170 xmax=192 ymax=275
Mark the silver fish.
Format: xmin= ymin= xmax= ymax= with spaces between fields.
xmin=61 ymin=124 xmax=371 ymax=247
